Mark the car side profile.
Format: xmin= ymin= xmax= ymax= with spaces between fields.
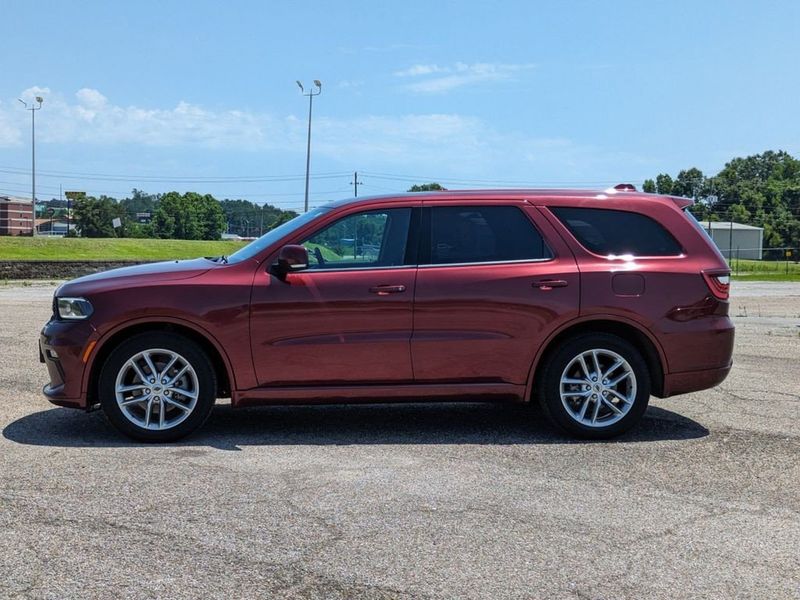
xmin=40 ymin=188 xmax=734 ymax=441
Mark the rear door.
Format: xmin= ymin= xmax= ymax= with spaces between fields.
xmin=410 ymin=201 xmax=579 ymax=385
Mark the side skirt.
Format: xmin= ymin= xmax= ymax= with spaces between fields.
xmin=232 ymin=382 xmax=527 ymax=407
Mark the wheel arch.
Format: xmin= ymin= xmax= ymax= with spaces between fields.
xmin=526 ymin=317 xmax=666 ymax=400
xmin=83 ymin=318 xmax=234 ymax=406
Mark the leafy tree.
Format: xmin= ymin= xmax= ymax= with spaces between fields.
xmin=194 ymin=193 xmax=226 ymax=240
xmin=73 ymin=195 xmax=125 ymax=237
xmin=671 ymin=168 xmax=704 ymax=199
xmin=654 ymin=174 xmax=674 ymax=195
xmin=153 ymin=192 xmax=192 ymax=239
xmin=219 ymin=199 xmax=297 ymax=237
xmin=642 ymin=179 xmax=656 ymax=193
xmin=151 ymin=191 xmax=225 ymax=240
xmin=646 ymin=150 xmax=800 ymax=248
xmin=120 ymin=188 xmax=159 ymax=216
xmin=408 ymin=183 xmax=446 ymax=192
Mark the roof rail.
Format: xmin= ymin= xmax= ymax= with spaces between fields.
xmin=613 ymin=183 xmax=637 ymax=192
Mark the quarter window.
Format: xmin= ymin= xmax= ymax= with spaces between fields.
xmin=301 ymin=208 xmax=412 ymax=269
xmin=551 ymin=207 xmax=683 ymax=257
xmin=428 ymin=206 xmax=552 ymax=265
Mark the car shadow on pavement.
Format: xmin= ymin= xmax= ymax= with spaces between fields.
xmin=3 ymin=401 xmax=708 ymax=450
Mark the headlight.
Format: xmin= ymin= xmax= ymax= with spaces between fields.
xmin=57 ymin=297 xmax=94 ymax=320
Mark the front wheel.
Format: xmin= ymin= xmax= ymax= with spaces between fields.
xmin=98 ymin=332 xmax=216 ymax=442
xmin=536 ymin=333 xmax=650 ymax=439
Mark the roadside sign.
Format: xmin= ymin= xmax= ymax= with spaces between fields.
xmin=64 ymin=191 xmax=85 ymax=200
xmin=112 ymin=217 xmax=122 ymax=228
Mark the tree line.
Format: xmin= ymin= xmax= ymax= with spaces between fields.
xmin=643 ymin=150 xmax=800 ymax=248
xmin=56 ymin=190 xmax=298 ymax=240
xmin=41 ymin=150 xmax=800 ymax=247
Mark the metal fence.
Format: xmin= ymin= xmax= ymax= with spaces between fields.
xmin=723 ymin=247 xmax=799 ymax=276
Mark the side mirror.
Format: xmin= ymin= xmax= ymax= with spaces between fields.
xmin=272 ymin=244 xmax=309 ymax=278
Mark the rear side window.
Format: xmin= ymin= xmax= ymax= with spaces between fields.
xmin=428 ymin=206 xmax=552 ymax=265
xmin=551 ymin=207 xmax=683 ymax=257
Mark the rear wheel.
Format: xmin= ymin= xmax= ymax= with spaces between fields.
xmin=98 ymin=332 xmax=216 ymax=442
xmin=536 ymin=333 xmax=650 ymax=439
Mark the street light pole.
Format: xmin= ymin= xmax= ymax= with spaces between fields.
xmin=296 ymin=80 xmax=322 ymax=213
xmin=18 ymin=96 xmax=43 ymax=235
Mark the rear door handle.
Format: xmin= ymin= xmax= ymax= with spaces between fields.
xmin=533 ymin=279 xmax=568 ymax=290
xmin=369 ymin=284 xmax=406 ymax=295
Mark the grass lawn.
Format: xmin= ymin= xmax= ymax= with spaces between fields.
xmin=729 ymin=258 xmax=800 ymax=281
xmin=0 ymin=237 xmax=248 ymax=261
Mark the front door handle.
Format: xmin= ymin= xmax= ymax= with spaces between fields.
xmin=533 ymin=279 xmax=568 ymax=290
xmin=369 ymin=284 xmax=406 ymax=295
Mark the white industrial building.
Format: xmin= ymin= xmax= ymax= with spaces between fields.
xmin=703 ymin=221 xmax=763 ymax=260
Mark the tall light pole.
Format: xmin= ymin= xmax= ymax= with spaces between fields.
xmin=18 ymin=96 xmax=43 ymax=235
xmin=296 ymin=80 xmax=321 ymax=213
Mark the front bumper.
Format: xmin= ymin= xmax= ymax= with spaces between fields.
xmin=40 ymin=318 xmax=96 ymax=409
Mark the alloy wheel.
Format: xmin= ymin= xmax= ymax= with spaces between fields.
xmin=114 ymin=348 xmax=199 ymax=431
xmin=559 ymin=348 xmax=637 ymax=428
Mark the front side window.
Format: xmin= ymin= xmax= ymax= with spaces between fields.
xmin=301 ymin=208 xmax=412 ymax=269
xmin=428 ymin=205 xmax=552 ymax=265
xmin=551 ymin=207 xmax=683 ymax=257
xmin=227 ymin=206 xmax=330 ymax=264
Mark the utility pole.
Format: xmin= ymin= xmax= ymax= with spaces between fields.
xmin=296 ymin=80 xmax=322 ymax=213
xmin=351 ymin=171 xmax=363 ymax=197
xmin=18 ymin=96 xmax=44 ymax=235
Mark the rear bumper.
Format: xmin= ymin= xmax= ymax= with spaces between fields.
xmin=662 ymin=363 xmax=732 ymax=397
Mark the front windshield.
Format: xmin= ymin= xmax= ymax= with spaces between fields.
xmin=226 ymin=206 xmax=331 ymax=263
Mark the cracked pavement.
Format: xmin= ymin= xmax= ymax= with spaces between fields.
xmin=0 ymin=281 xmax=798 ymax=599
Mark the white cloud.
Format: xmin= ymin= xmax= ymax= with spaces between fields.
xmin=393 ymin=64 xmax=449 ymax=77
xmin=0 ymin=87 xmax=280 ymax=149
xmin=0 ymin=86 xmax=653 ymax=183
xmin=394 ymin=62 xmax=536 ymax=93
xmin=314 ymin=114 xmax=487 ymax=165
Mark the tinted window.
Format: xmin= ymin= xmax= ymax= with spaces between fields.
xmin=551 ymin=207 xmax=683 ymax=257
xmin=428 ymin=206 xmax=552 ymax=265
xmin=301 ymin=208 xmax=412 ymax=269
xmin=227 ymin=206 xmax=330 ymax=264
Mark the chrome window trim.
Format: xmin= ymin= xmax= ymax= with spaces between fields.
xmin=300 ymin=264 xmax=416 ymax=273
xmin=418 ymin=257 xmax=555 ymax=269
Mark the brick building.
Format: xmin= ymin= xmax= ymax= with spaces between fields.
xmin=0 ymin=196 xmax=34 ymax=236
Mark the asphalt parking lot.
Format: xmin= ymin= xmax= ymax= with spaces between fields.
xmin=1 ymin=281 xmax=798 ymax=599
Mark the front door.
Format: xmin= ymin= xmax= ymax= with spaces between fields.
xmin=411 ymin=202 xmax=580 ymax=385
xmin=250 ymin=206 xmax=418 ymax=387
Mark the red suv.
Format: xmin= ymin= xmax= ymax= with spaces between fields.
xmin=40 ymin=188 xmax=734 ymax=441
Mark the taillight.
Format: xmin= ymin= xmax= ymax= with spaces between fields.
xmin=702 ymin=271 xmax=730 ymax=300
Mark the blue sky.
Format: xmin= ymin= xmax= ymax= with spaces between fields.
xmin=1 ymin=0 xmax=798 ymax=211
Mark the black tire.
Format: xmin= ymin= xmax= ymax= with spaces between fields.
xmin=98 ymin=332 xmax=216 ymax=442
xmin=535 ymin=333 xmax=650 ymax=439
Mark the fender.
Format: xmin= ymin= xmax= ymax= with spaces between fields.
xmin=79 ymin=314 xmax=239 ymax=398
xmin=523 ymin=313 xmax=669 ymax=401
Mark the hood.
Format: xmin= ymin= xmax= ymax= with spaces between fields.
xmin=57 ymin=258 xmax=214 ymax=296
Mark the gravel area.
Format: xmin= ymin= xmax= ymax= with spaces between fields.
xmin=1 ymin=281 xmax=798 ymax=599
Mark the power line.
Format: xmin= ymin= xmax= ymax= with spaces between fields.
xmin=0 ymin=167 xmax=350 ymax=184
xmin=360 ymin=171 xmax=646 ymax=187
